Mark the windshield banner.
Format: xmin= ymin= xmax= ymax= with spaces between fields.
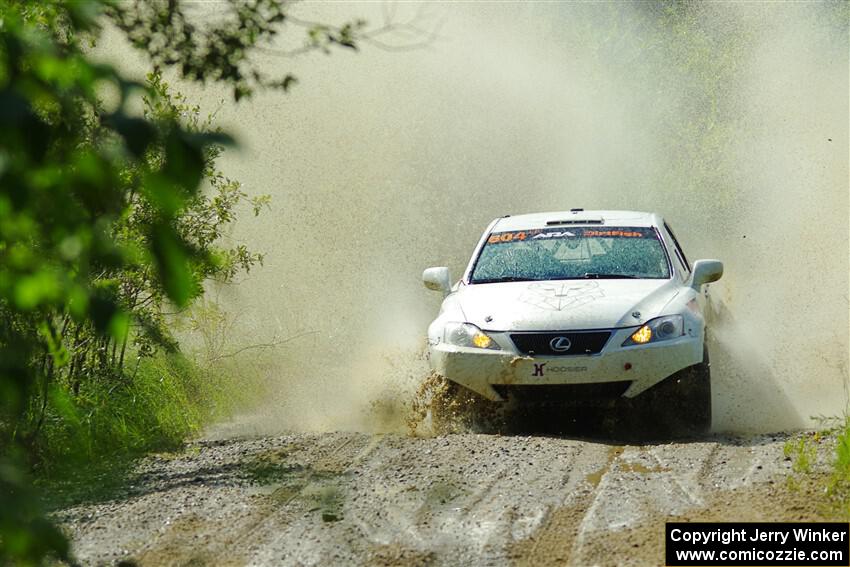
xmin=486 ymin=227 xmax=655 ymax=245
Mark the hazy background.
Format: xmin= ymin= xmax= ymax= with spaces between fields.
xmin=98 ymin=1 xmax=849 ymax=434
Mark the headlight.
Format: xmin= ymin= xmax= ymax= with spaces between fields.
xmin=622 ymin=315 xmax=684 ymax=346
xmin=444 ymin=322 xmax=501 ymax=350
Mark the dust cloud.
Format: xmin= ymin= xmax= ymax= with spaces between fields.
xmin=98 ymin=2 xmax=848 ymax=434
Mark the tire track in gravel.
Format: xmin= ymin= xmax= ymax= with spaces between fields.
xmin=58 ymin=434 xmax=320 ymax=565
xmin=247 ymin=435 xmax=616 ymax=566
xmin=568 ymin=435 xmax=805 ymax=566
xmin=406 ymin=436 xmax=605 ymax=564
xmin=132 ymin=432 xmax=376 ymax=566
xmin=556 ymin=436 xmax=796 ymax=566
xmin=239 ymin=434 xmax=389 ymax=566
xmin=509 ymin=441 xmax=618 ymax=567
xmin=56 ymin=432 xmax=808 ymax=566
xmin=509 ymin=437 xmax=784 ymax=567
xmin=567 ymin=443 xmax=716 ymax=566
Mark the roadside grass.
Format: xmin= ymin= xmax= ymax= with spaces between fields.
xmin=784 ymin=417 xmax=850 ymax=519
xmin=33 ymin=351 xmax=269 ymax=509
xmin=784 ymin=435 xmax=818 ymax=475
xmin=35 ymin=354 xmax=203 ymax=472
xmin=826 ymin=417 xmax=850 ymax=517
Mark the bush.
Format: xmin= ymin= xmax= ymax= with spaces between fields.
xmin=33 ymin=353 xmax=207 ymax=472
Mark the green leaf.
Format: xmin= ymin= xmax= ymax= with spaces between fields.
xmin=109 ymin=113 xmax=156 ymax=158
xmin=37 ymin=321 xmax=69 ymax=368
xmin=163 ymin=128 xmax=205 ymax=192
xmin=109 ymin=310 xmax=130 ymax=342
xmin=13 ymin=270 xmax=60 ymax=309
xmin=67 ymin=284 xmax=89 ymax=320
xmin=89 ymin=289 xmax=119 ymax=334
xmin=142 ymin=172 xmax=185 ymax=216
xmin=150 ymin=222 xmax=193 ymax=306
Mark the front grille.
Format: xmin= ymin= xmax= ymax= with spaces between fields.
xmin=510 ymin=331 xmax=611 ymax=356
xmin=492 ymin=382 xmax=631 ymax=403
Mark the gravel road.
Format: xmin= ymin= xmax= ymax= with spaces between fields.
xmin=53 ymin=423 xmax=830 ymax=566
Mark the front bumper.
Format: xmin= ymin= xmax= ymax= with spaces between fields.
xmin=428 ymin=327 xmax=703 ymax=401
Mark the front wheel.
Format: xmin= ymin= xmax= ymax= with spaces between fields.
xmin=641 ymin=347 xmax=712 ymax=436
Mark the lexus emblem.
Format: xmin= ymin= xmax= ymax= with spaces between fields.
xmin=549 ymin=336 xmax=572 ymax=352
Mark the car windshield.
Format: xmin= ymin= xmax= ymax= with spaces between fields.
xmin=470 ymin=227 xmax=670 ymax=283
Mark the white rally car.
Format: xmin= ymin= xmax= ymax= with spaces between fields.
xmin=423 ymin=210 xmax=723 ymax=432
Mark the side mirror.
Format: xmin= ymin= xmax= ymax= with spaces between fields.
xmin=423 ymin=267 xmax=451 ymax=295
xmin=690 ymin=259 xmax=723 ymax=290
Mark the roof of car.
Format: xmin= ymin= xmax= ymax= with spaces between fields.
xmin=492 ymin=210 xmax=662 ymax=232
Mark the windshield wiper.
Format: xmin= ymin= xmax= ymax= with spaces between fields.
xmin=581 ymin=273 xmax=638 ymax=279
xmin=473 ymin=274 xmax=640 ymax=283
xmin=472 ymin=276 xmax=542 ymax=284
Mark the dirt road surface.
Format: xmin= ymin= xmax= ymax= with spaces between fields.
xmin=52 ymin=423 xmax=832 ymax=567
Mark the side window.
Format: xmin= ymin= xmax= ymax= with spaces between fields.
xmin=673 ymin=249 xmax=688 ymax=279
xmin=663 ymin=222 xmax=690 ymax=274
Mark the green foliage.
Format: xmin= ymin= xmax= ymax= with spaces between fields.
xmin=0 ymin=0 xmax=348 ymax=562
xmin=826 ymin=419 xmax=850 ymax=517
xmin=0 ymin=0 xmax=383 ymax=562
xmin=6 ymin=68 xmax=270 ymax=470
xmin=0 ymin=0 xmax=218 ymax=423
xmin=0 ymin=11 xmax=213 ymax=562
xmin=783 ymin=423 xmax=850 ymax=519
xmin=835 ymin=425 xmax=850 ymax=476
xmin=106 ymin=0 xmax=366 ymax=101
xmin=35 ymin=352 xmax=206 ymax=469
xmin=0 ymin=456 xmax=68 ymax=566
xmin=784 ymin=435 xmax=817 ymax=475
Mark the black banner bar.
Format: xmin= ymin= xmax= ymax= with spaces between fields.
xmin=666 ymin=522 xmax=850 ymax=566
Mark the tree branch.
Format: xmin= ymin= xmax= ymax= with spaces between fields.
xmin=257 ymin=3 xmax=446 ymax=58
xmin=206 ymin=329 xmax=318 ymax=363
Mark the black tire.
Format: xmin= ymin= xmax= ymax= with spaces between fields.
xmin=641 ymin=347 xmax=711 ymax=436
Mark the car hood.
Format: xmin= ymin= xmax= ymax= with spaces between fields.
xmin=455 ymin=279 xmax=680 ymax=331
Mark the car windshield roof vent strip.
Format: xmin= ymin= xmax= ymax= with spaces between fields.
xmin=545 ymin=218 xmax=604 ymax=226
